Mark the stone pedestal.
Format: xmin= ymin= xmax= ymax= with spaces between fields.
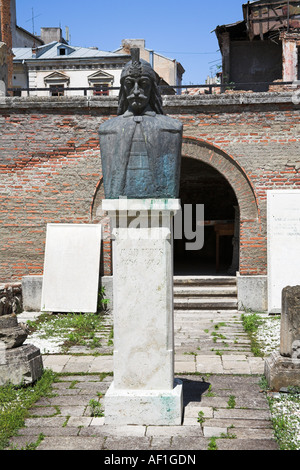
xmin=280 ymin=286 xmax=300 ymax=357
xmin=265 ymin=351 xmax=300 ymax=391
xmin=265 ymin=285 xmax=300 ymax=390
xmin=0 ymin=313 xmax=43 ymax=386
xmin=0 ymin=344 xmax=44 ymax=387
xmin=22 ymin=276 xmax=43 ymax=312
xmin=102 ymin=199 xmax=183 ymax=425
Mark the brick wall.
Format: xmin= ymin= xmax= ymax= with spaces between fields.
xmin=0 ymin=93 xmax=300 ymax=282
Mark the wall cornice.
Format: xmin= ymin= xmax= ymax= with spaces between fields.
xmin=0 ymin=91 xmax=299 ymax=114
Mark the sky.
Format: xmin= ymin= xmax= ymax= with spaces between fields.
xmin=16 ymin=0 xmax=245 ymax=84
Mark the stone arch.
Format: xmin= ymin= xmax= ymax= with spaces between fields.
xmin=181 ymin=137 xmax=265 ymax=276
xmin=182 ymin=137 xmax=259 ymax=222
xmin=90 ymin=177 xmax=105 ymax=223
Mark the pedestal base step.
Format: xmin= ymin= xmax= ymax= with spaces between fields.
xmin=104 ymin=379 xmax=183 ymax=426
xmin=265 ymin=351 xmax=300 ymax=391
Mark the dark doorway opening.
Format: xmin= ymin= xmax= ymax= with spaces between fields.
xmin=174 ymin=157 xmax=239 ymax=276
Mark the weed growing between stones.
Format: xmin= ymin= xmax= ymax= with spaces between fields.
xmin=26 ymin=311 xmax=113 ymax=353
xmin=0 ymin=369 xmax=57 ymax=450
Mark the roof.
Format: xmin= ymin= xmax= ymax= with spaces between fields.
xmin=13 ymin=42 xmax=130 ymax=62
xmin=15 ymin=25 xmax=44 ymax=46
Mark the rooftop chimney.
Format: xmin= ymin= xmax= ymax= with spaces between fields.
xmin=40 ymin=27 xmax=63 ymax=44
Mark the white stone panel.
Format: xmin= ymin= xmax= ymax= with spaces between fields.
xmin=41 ymin=224 xmax=102 ymax=313
xmin=267 ymin=190 xmax=300 ymax=313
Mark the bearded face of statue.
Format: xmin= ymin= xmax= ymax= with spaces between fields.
xmin=123 ymin=75 xmax=152 ymax=115
xmin=117 ymin=48 xmax=164 ymax=116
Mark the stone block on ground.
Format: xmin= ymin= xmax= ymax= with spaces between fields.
xmin=22 ymin=276 xmax=43 ymax=312
xmin=265 ymin=350 xmax=300 ymax=391
xmin=0 ymin=343 xmax=43 ymax=386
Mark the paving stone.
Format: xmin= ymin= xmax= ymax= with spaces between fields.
xmin=88 ymin=356 xmax=114 ymax=373
xmin=79 ymin=426 xmax=105 ymax=437
xmin=5 ymin=305 xmax=280 ymax=451
xmin=203 ymin=418 xmax=273 ymax=429
xmin=37 ymin=436 xmax=105 ymax=450
xmin=90 ymin=417 xmax=105 ymax=426
xmin=28 ymin=406 xmax=59 ymax=417
xmin=103 ymin=436 xmax=151 ymax=450
xmin=203 ymin=426 xmax=227 ymax=438
xmin=24 ymin=417 xmax=66 ymax=428
xmin=58 ymin=405 xmax=87 ymax=417
xmin=149 ymin=437 xmax=173 ymax=450
xmin=170 ymin=436 xmax=209 ymax=450
xmin=175 ymin=361 xmax=196 ymax=373
xmin=216 ymin=438 xmax=279 ymax=451
xmin=67 ymin=416 xmax=92 ymax=427
xmin=19 ymin=426 xmax=79 ymax=437
xmin=214 ymin=408 xmax=271 ymax=420
xmin=6 ymin=435 xmax=41 ymax=450
xmin=145 ymin=425 xmax=203 ymax=438
xmin=101 ymin=425 xmax=147 ymax=437
xmin=232 ymin=427 xmax=275 ymax=439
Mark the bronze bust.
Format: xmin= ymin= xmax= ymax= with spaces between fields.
xmin=99 ymin=49 xmax=183 ymax=199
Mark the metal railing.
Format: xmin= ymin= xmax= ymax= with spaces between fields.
xmin=6 ymin=81 xmax=298 ymax=97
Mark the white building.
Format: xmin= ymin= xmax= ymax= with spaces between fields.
xmin=12 ymin=36 xmax=130 ymax=97
xmin=12 ymin=31 xmax=185 ymax=97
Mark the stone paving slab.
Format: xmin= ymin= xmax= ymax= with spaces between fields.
xmin=7 ymin=308 xmax=277 ymax=451
xmin=42 ymin=353 xmax=264 ymax=375
xmin=6 ymin=373 xmax=278 ymax=451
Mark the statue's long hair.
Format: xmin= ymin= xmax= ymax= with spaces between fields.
xmin=117 ymin=79 xmax=164 ymax=116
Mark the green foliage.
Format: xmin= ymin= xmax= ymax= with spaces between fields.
xmin=227 ymin=395 xmax=236 ymax=409
xmin=241 ymin=313 xmax=263 ymax=333
xmin=0 ymin=369 xmax=57 ymax=450
xmin=98 ymin=287 xmax=110 ymax=311
xmin=266 ymin=388 xmax=300 ymax=450
xmin=197 ymin=410 xmax=205 ymax=425
xmin=89 ymin=399 xmax=104 ymax=417
xmin=207 ymin=437 xmax=218 ymax=450
xmin=241 ymin=313 xmax=264 ymax=357
xmin=27 ymin=311 xmax=113 ymax=351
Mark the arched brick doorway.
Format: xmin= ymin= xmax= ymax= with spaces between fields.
xmin=176 ymin=137 xmax=259 ymax=276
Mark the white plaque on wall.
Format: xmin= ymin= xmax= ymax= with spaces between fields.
xmin=41 ymin=224 xmax=102 ymax=313
xmin=267 ymin=190 xmax=300 ymax=313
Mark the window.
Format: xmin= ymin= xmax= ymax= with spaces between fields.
xmin=50 ymin=85 xmax=64 ymax=97
xmin=93 ymin=84 xmax=109 ymax=96
xmin=59 ymin=48 xmax=66 ymax=56
xmin=88 ymin=70 xmax=114 ymax=96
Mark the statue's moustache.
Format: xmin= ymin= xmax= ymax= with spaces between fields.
xmin=127 ymin=93 xmax=148 ymax=101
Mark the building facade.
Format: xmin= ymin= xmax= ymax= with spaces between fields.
xmin=12 ymin=39 xmax=130 ymax=97
xmin=215 ymin=0 xmax=300 ymax=91
xmin=12 ymin=36 xmax=184 ymax=97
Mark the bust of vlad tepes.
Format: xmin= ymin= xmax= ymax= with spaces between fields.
xmin=98 ymin=48 xmax=183 ymax=199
